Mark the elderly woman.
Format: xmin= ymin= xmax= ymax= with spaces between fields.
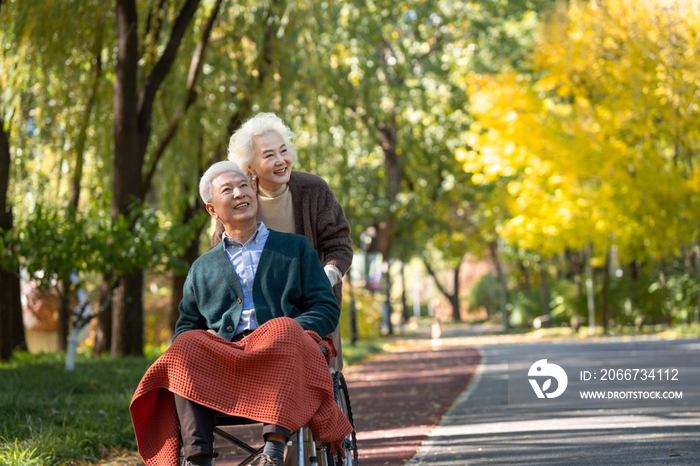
xmin=211 ymin=112 xmax=353 ymax=371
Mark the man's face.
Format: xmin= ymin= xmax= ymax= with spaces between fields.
xmin=206 ymin=171 xmax=258 ymax=226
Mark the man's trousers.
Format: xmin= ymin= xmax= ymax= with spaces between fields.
xmin=174 ymin=394 xmax=292 ymax=459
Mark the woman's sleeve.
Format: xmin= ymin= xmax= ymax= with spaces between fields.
xmin=316 ymin=184 xmax=354 ymax=276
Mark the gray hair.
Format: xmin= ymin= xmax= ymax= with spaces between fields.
xmin=199 ymin=161 xmax=248 ymax=204
xmin=227 ymin=112 xmax=298 ymax=176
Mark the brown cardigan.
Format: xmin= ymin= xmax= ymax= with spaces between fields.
xmin=210 ymin=170 xmax=353 ymax=311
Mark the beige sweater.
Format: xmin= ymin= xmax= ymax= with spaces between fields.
xmin=256 ymin=183 xmax=296 ymax=234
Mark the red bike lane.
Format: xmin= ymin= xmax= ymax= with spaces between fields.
xmin=344 ymin=343 xmax=480 ymax=466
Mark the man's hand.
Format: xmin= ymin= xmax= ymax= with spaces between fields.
xmin=207 ymin=329 xmax=217 ymax=335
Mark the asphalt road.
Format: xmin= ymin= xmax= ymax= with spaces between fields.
xmin=407 ymin=334 xmax=700 ymax=466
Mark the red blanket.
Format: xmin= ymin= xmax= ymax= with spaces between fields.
xmin=130 ymin=317 xmax=353 ymax=466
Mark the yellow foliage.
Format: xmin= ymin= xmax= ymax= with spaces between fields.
xmin=460 ymin=0 xmax=700 ymax=261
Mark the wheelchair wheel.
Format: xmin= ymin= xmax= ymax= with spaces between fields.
xmin=326 ymin=372 xmax=359 ymax=466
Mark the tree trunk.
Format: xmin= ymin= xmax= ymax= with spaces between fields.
xmin=347 ymin=268 xmax=358 ymax=345
xmin=451 ymin=264 xmax=461 ymax=321
xmin=422 ymin=257 xmax=460 ymax=322
xmin=111 ymin=0 xmax=201 ymax=355
xmin=566 ymin=248 xmax=583 ymax=300
xmin=111 ymin=271 xmax=144 ymax=355
xmin=0 ymin=267 xmax=24 ymax=359
xmin=488 ymin=240 xmax=508 ymax=331
xmin=601 ymin=248 xmax=610 ymax=332
xmin=112 ymin=0 xmax=143 ymax=356
xmin=629 ymin=259 xmax=638 ymax=281
xmin=0 ymin=116 xmax=26 ymax=360
xmin=92 ymin=277 xmax=113 ymax=356
xmin=658 ymin=261 xmax=672 ymax=327
xmin=368 ymin=109 xmax=400 ymax=260
xmin=70 ymin=20 xmax=103 ymax=209
xmin=400 ymin=262 xmax=409 ymax=323
xmin=56 ymin=280 xmax=71 ymax=352
xmin=141 ymin=0 xmax=222 ymax=200
xmin=539 ymin=264 xmax=550 ymax=326
xmin=584 ymin=243 xmax=596 ymax=334
xmin=383 ymin=260 xmax=393 ymax=335
xmin=519 ymin=260 xmax=531 ymax=291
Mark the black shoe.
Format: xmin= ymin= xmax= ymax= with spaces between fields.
xmin=250 ymin=453 xmax=284 ymax=466
xmin=185 ymin=455 xmax=214 ymax=466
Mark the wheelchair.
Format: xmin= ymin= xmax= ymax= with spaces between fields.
xmin=181 ymin=369 xmax=358 ymax=466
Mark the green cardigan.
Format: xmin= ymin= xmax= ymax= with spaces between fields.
xmin=174 ymin=230 xmax=340 ymax=341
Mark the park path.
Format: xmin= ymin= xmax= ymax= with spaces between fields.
xmin=406 ymin=332 xmax=700 ymax=465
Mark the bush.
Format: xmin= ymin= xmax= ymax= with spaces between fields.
xmin=468 ymin=263 xmax=700 ymax=330
xmin=468 ymin=273 xmax=501 ymax=318
xmin=506 ymin=279 xmax=581 ymax=328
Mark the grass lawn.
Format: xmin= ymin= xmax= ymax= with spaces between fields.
xmin=0 ymin=351 xmax=154 ymax=466
xmin=0 ymin=337 xmax=386 ymax=466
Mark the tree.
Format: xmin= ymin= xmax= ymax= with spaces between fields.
xmin=0 ymin=113 xmax=24 ymax=360
xmin=110 ymin=0 xmax=201 ymax=355
xmin=458 ymin=0 xmax=700 ymax=327
xmin=461 ymin=0 xmax=700 ymax=263
xmin=276 ymin=0 xmax=552 ymax=325
xmin=0 ymin=0 xmax=30 ymax=359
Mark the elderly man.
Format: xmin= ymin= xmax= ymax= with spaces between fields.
xmin=130 ymin=161 xmax=350 ymax=466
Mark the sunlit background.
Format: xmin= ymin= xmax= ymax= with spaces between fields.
xmin=1 ymin=0 xmax=699 ymax=464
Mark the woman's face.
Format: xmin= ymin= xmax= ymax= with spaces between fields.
xmin=248 ymin=131 xmax=293 ymax=191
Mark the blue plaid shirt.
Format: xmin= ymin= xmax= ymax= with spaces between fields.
xmin=221 ymin=222 xmax=270 ymax=336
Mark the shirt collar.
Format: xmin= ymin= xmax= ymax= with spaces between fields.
xmin=222 ymin=222 xmax=268 ymax=248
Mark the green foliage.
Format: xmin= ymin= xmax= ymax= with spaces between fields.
xmin=468 ymin=274 xmax=499 ymax=317
xmin=469 ymin=259 xmax=700 ymax=330
xmin=340 ymin=286 xmax=383 ymax=341
xmin=658 ymin=273 xmax=700 ymax=324
xmin=505 ymin=280 xmax=579 ymax=328
xmin=468 ymin=274 xmax=582 ymax=328
xmin=1 ymin=202 xmax=206 ymax=286
xmin=0 ymin=352 xmax=154 ymax=465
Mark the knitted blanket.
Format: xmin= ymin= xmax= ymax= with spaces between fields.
xmin=129 ymin=317 xmax=353 ymax=466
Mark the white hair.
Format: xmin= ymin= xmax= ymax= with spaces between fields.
xmin=227 ymin=112 xmax=298 ymax=176
xmin=199 ymin=161 xmax=248 ymax=204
